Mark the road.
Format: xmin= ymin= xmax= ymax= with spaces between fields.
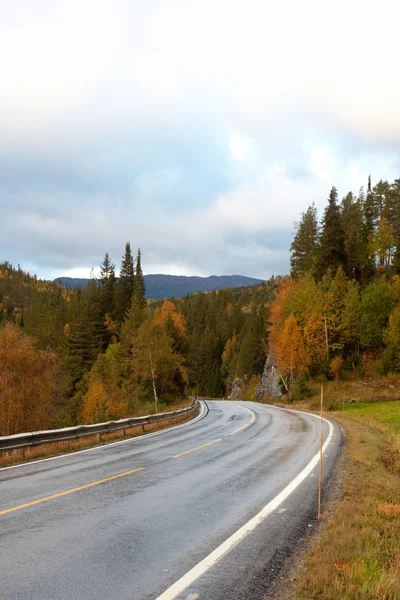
xmin=0 ymin=401 xmax=342 ymax=600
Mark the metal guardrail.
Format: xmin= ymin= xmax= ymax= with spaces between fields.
xmin=0 ymin=398 xmax=199 ymax=453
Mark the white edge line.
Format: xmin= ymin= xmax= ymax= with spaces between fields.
xmin=0 ymin=402 xmax=207 ymax=473
xmin=155 ymin=409 xmax=335 ymax=600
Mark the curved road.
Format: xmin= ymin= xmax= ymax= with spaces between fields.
xmin=0 ymin=401 xmax=342 ymax=600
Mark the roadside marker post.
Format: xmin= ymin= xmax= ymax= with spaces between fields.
xmin=318 ymin=385 xmax=323 ymax=520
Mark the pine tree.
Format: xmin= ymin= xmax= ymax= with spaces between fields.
xmin=316 ymin=187 xmax=346 ymax=278
xmin=341 ymin=192 xmax=365 ymax=280
xmin=120 ymin=249 xmax=147 ymax=351
xmin=133 ymin=248 xmax=146 ymax=312
xmin=117 ymin=242 xmax=135 ymax=321
xmin=390 ymin=179 xmax=400 ymax=273
xmin=290 ymin=204 xmax=319 ymax=278
xmin=66 ymin=279 xmax=104 ymax=382
xmin=99 ymin=252 xmax=116 ymax=319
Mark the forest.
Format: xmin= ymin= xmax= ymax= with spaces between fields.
xmin=1 ymin=175 xmax=400 ymax=435
xmin=0 ymin=245 xmax=273 ymax=435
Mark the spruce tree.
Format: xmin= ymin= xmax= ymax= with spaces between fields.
xmin=316 ymin=187 xmax=346 ymax=278
xmin=120 ymin=248 xmax=147 ymax=352
xmin=133 ymin=248 xmax=146 ymax=311
xmin=117 ymin=242 xmax=135 ymax=321
xmin=290 ymin=203 xmax=319 ymax=277
xmin=390 ymin=179 xmax=400 ymax=273
xmin=99 ymin=253 xmax=116 ymax=319
xmin=341 ymin=192 xmax=365 ymax=280
xmin=66 ymin=278 xmax=104 ymax=382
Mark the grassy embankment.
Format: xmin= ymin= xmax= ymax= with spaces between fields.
xmin=282 ymin=380 xmax=400 ymax=600
xmin=0 ymin=397 xmax=195 ymax=467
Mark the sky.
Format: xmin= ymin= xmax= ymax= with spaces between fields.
xmin=1 ymin=0 xmax=400 ymax=281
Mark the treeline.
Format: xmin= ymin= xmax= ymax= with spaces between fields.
xmin=290 ymin=177 xmax=400 ymax=281
xmin=0 ymin=251 xmax=274 ymax=435
xmin=270 ymin=175 xmax=400 ymax=400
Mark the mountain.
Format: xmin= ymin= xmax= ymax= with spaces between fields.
xmin=54 ymin=274 xmax=265 ymax=300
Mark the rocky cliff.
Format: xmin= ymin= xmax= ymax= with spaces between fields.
xmin=255 ymin=352 xmax=283 ymax=399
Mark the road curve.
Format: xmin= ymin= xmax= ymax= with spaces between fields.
xmin=0 ymin=401 xmax=342 ymax=600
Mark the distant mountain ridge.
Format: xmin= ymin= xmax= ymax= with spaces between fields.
xmin=54 ymin=274 xmax=265 ymax=300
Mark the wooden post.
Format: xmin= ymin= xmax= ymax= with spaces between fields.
xmin=318 ymin=385 xmax=323 ymax=520
xmin=323 ymin=314 xmax=329 ymax=362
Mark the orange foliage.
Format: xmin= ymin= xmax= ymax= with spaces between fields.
xmin=81 ymin=381 xmax=108 ymax=424
xmin=0 ymin=323 xmax=57 ymax=435
xmin=153 ymin=300 xmax=187 ymax=337
xmin=276 ymin=314 xmax=307 ymax=392
xmin=303 ymin=310 xmax=326 ymax=364
xmin=268 ymin=276 xmax=297 ymax=353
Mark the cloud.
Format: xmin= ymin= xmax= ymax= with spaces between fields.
xmin=0 ymin=0 xmax=400 ymax=281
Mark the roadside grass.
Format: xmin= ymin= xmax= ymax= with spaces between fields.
xmin=0 ymin=397 xmax=195 ymax=467
xmin=285 ymin=387 xmax=400 ymax=600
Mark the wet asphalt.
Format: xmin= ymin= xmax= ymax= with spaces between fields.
xmin=0 ymin=401 xmax=342 ymax=600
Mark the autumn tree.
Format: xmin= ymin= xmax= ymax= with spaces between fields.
xmin=369 ymin=217 xmax=395 ymax=272
xmin=275 ymin=314 xmax=307 ymax=401
xmin=131 ymin=321 xmax=184 ymax=412
xmin=80 ymin=343 xmax=129 ymax=423
xmin=0 ymin=323 xmax=58 ymax=435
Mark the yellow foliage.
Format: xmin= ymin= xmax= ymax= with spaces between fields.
xmin=153 ymin=300 xmax=187 ymax=337
xmin=81 ymin=381 xmax=109 ymax=424
xmin=0 ymin=323 xmax=57 ymax=435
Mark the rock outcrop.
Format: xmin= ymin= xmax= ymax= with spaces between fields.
xmin=229 ymin=377 xmax=243 ymax=401
xmin=255 ymin=352 xmax=283 ymax=399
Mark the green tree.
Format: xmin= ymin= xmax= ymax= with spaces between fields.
xmin=132 ymin=321 xmax=184 ymax=412
xmin=65 ymin=279 xmax=104 ymax=382
xmin=316 ymin=187 xmax=346 ymax=277
xmin=99 ymin=252 xmax=116 ymax=319
xmin=122 ymin=247 xmax=147 ymax=339
xmin=341 ymin=192 xmax=365 ymax=280
xmin=117 ymin=242 xmax=135 ymax=321
xmin=383 ymin=306 xmax=400 ymax=371
xmin=390 ymin=179 xmax=400 ymax=273
xmin=133 ymin=248 xmax=146 ymax=311
xmin=290 ymin=204 xmax=319 ymax=278
xmin=359 ymin=281 xmax=394 ymax=349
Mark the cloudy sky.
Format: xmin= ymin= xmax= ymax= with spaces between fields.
xmin=1 ymin=0 xmax=399 ymax=280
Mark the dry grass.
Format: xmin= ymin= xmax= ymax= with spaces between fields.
xmin=288 ymin=388 xmax=400 ymax=600
xmin=0 ymin=398 xmax=194 ymax=467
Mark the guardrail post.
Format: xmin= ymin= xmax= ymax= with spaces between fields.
xmin=97 ymin=433 xmax=102 ymax=443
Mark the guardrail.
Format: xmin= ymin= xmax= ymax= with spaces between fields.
xmin=0 ymin=398 xmax=199 ymax=454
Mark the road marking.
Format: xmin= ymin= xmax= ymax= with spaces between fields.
xmin=156 ymin=414 xmax=335 ymax=600
xmin=229 ymin=405 xmax=256 ymax=435
xmin=0 ymin=402 xmax=207 ymax=473
xmin=0 ymin=467 xmax=144 ymax=516
xmin=172 ymin=439 xmax=222 ymax=459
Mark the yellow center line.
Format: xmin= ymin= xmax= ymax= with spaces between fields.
xmin=172 ymin=438 xmax=222 ymax=459
xmin=0 ymin=467 xmax=144 ymax=516
xmin=229 ymin=406 xmax=256 ymax=436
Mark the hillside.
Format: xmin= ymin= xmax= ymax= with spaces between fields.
xmin=54 ymin=274 xmax=264 ymax=299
